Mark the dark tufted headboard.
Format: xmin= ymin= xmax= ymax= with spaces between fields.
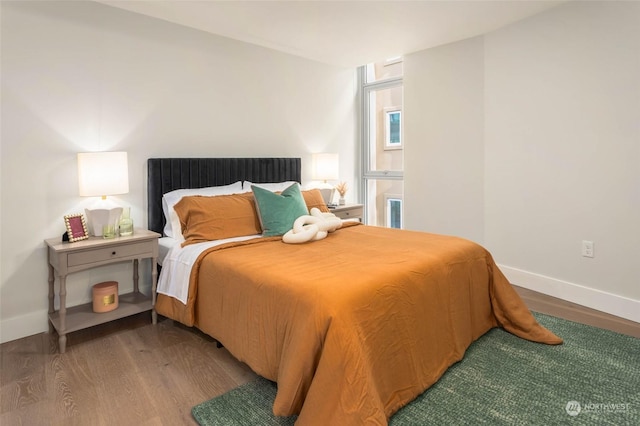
xmin=147 ymin=157 xmax=302 ymax=235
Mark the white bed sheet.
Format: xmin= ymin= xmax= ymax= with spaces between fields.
xmin=157 ymin=234 xmax=262 ymax=304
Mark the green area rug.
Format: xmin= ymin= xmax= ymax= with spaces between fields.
xmin=192 ymin=313 xmax=639 ymax=425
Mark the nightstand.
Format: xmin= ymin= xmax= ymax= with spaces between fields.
xmin=45 ymin=229 xmax=160 ymax=353
xmin=329 ymin=203 xmax=364 ymax=222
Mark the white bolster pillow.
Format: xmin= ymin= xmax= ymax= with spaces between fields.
xmin=282 ymin=208 xmax=342 ymax=244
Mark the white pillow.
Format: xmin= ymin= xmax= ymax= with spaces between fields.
xmin=243 ymin=181 xmax=299 ymax=192
xmin=162 ymin=181 xmax=246 ymax=241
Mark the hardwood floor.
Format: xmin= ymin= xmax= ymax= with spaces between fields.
xmin=0 ymin=314 xmax=257 ymax=426
xmin=1 ymin=289 xmax=638 ymax=425
xmin=513 ymin=285 xmax=640 ymax=338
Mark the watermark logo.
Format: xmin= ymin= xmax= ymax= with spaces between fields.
xmin=565 ymin=400 xmax=630 ymax=416
xmin=565 ymin=401 xmax=581 ymax=416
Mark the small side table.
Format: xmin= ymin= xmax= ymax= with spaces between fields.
xmin=45 ymin=229 xmax=160 ymax=353
xmin=329 ymin=204 xmax=364 ymax=222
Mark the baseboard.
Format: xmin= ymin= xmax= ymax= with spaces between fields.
xmin=499 ymin=265 xmax=640 ymax=324
xmin=0 ymin=309 xmax=48 ymax=344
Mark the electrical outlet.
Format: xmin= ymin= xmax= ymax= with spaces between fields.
xmin=582 ymin=240 xmax=594 ymax=258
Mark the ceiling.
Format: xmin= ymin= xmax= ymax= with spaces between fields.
xmin=98 ymin=0 xmax=565 ymax=68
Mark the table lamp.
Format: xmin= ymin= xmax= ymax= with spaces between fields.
xmin=312 ymin=153 xmax=339 ymax=206
xmin=77 ymin=152 xmax=129 ymax=236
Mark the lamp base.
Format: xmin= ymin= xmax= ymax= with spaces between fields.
xmin=85 ymin=198 xmax=123 ymax=236
xmin=317 ymin=186 xmax=335 ymax=206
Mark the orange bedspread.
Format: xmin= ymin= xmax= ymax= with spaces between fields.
xmin=156 ymin=224 xmax=561 ymax=425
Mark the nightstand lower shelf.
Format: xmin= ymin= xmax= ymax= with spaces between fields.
xmin=49 ymin=292 xmax=152 ymax=334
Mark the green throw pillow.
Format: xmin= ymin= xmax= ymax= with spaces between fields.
xmin=252 ymin=183 xmax=309 ymax=236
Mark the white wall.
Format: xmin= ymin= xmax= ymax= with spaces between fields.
xmin=484 ymin=1 xmax=639 ymax=321
xmin=404 ymin=36 xmax=485 ymax=244
xmin=0 ymin=1 xmax=356 ymax=343
xmin=404 ymin=1 xmax=639 ymax=322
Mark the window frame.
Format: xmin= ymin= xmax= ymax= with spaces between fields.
xmin=358 ymin=65 xmax=404 ymax=225
xmin=359 ymin=68 xmax=403 ymax=180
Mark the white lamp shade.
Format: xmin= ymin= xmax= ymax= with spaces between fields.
xmin=78 ymin=152 xmax=129 ymax=197
xmin=78 ymin=152 xmax=129 ymax=236
xmin=312 ymin=153 xmax=339 ymax=181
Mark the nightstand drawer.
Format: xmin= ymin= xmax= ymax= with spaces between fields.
xmin=333 ymin=206 xmax=363 ymax=220
xmin=68 ymin=242 xmax=152 ymax=267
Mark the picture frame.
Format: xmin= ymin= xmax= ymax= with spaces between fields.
xmin=64 ymin=213 xmax=89 ymax=242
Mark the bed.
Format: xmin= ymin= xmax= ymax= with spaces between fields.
xmin=148 ymin=157 xmax=562 ymax=425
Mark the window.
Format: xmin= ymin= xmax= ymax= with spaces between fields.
xmin=384 ymin=108 xmax=402 ymax=149
xmin=366 ymin=86 xmax=404 ymax=172
xmin=365 ymin=180 xmax=404 ymax=227
xmin=360 ymin=58 xmax=403 ymax=228
xmin=385 ymin=196 xmax=403 ymax=229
